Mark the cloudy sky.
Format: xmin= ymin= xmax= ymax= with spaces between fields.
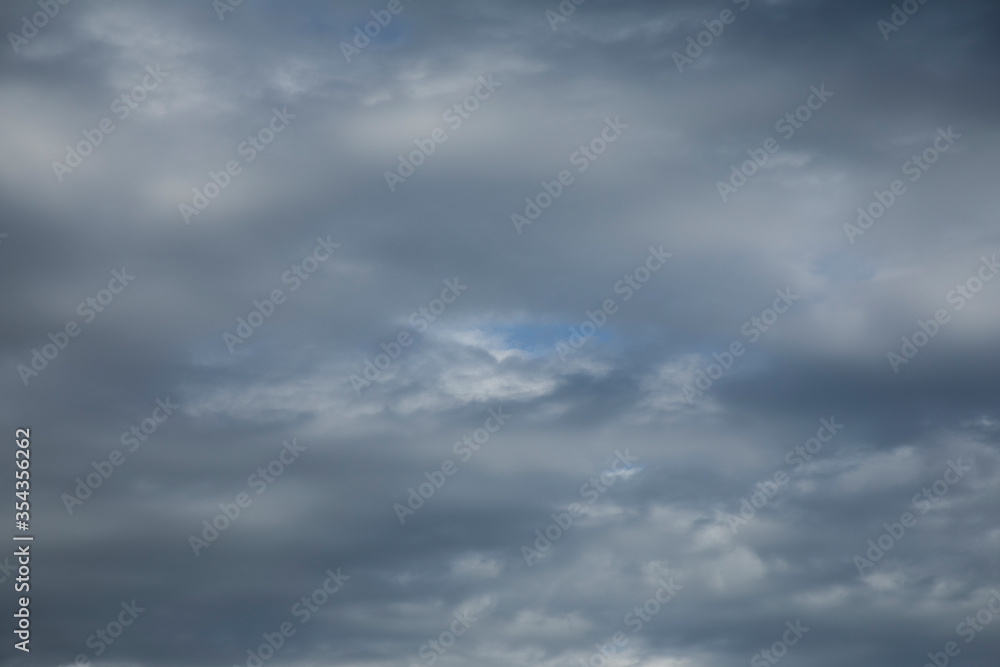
xmin=2 ymin=0 xmax=1000 ymax=665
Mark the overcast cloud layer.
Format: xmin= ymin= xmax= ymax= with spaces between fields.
xmin=2 ymin=0 xmax=1000 ymax=666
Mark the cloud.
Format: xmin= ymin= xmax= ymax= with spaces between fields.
xmin=2 ymin=0 xmax=999 ymax=665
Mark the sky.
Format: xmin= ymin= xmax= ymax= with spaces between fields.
xmin=1 ymin=0 xmax=1000 ymax=666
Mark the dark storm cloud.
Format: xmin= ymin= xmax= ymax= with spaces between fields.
xmin=1 ymin=0 xmax=999 ymax=666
